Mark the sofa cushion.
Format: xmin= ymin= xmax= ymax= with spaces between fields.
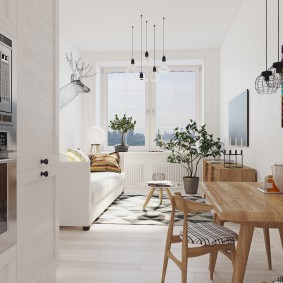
xmin=68 ymin=148 xmax=90 ymax=162
xmin=90 ymin=172 xmax=125 ymax=203
xmin=90 ymin=152 xmax=121 ymax=173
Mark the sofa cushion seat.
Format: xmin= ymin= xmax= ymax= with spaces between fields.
xmin=90 ymin=172 xmax=125 ymax=203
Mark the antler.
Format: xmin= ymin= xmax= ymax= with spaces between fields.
xmin=66 ymin=52 xmax=78 ymax=80
xmin=75 ymin=58 xmax=96 ymax=79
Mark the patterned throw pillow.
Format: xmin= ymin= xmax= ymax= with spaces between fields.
xmin=90 ymin=152 xmax=121 ymax=173
xmin=67 ymin=148 xmax=90 ymax=162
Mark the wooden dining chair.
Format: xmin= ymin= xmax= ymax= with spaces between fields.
xmin=161 ymin=193 xmax=238 ymax=283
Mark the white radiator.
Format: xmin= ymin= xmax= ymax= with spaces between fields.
xmin=152 ymin=163 xmax=188 ymax=183
xmin=124 ymin=164 xmax=143 ymax=184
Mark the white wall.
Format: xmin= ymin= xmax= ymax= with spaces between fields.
xmin=59 ymin=33 xmax=83 ymax=152
xmin=219 ymin=0 xmax=283 ymax=182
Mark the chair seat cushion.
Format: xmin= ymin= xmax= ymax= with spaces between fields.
xmin=180 ymin=222 xmax=238 ymax=245
xmin=273 ymin=276 xmax=283 ymax=283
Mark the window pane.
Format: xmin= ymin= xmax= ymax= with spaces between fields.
xmin=107 ymin=72 xmax=145 ymax=146
xmin=156 ymin=71 xmax=196 ymax=142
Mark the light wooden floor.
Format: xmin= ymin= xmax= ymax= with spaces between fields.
xmin=57 ymin=186 xmax=283 ymax=283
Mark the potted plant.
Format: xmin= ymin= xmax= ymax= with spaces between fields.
xmin=155 ymin=119 xmax=222 ymax=194
xmin=109 ymin=114 xmax=136 ymax=152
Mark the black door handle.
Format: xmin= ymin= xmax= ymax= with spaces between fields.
xmin=41 ymin=171 xmax=48 ymax=177
xmin=41 ymin=159 xmax=49 ymax=165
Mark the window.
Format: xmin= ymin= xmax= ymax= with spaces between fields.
xmin=101 ymin=66 xmax=201 ymax=151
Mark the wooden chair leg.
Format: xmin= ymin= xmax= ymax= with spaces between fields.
xmin=263 ymin=228 xmax=272 ymax=270
xmin=161 ymin=251 xmax=169 ymax=283
xmin=181 ymin=252 xmax=188 ymax=283
xmin=209 ymin=251 xmax=218 ymax=280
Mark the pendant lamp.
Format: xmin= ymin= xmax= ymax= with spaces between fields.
xmin=271 ymin=0 xmax=283 ymax=81
xmin=127 ymin=26 xmax=137 ymax=74
xmin=139 ymin=15 xmax=147 ymax=81
xmin=143 ymin=21 xmax=152 ymax=64
xmin=158 ymin=17 xmax=170 ymax=75
xmin=255 ymin=0 xmax=279 ymax=94
xmin=150 ymin=25 xmax=159 ymax=82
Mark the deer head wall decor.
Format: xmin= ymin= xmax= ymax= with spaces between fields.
xmin=59 ymin=53 xmax=96 ymax=110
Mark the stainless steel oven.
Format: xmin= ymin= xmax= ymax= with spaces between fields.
xmin=0 ymin=33 xmax=16 ymax=254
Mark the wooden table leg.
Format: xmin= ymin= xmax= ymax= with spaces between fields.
xmin=159 ymin=188 xmax=163 ymax=205
xmin=279 ymin=228 xmax=283 ymax=248
xmin=165 ymin=188 xmax=172 ymax=201
xmin=263 ymin=228 xmax=272 ymax=270
xmin=143 ymin=187 xmax=155 ymax=209
xmin=232 ymin=224 xmax=254 ymax=283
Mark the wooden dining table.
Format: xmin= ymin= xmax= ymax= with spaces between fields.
xmin=199 ymin=181 xmax=283 ymax=283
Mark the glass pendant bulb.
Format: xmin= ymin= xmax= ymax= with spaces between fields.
xmin=158 ymin=18 xmax=170 ymax=74
xmin=150 ymin=25 xmax=159 ymax=82
xmin=150 ymin=66 xmax=160 ymax=82
xmin=143 ymin=21 xmax=152 ymax=65
xmin=127 ymin=26 xmax=137 ymax=74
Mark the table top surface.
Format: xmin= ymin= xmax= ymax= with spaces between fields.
xmin=200 ymin=182 xmax=283 ymax=223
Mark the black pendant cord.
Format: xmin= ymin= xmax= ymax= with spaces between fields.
xmin=153 ymin=24 xmax=156 ymax=71
xmin=132 ymin=26 xmax=134 ymax=60
xmin=141 ymin=15 xmax=143 ymax=73
xmin=266 ymin=0 xmax=268 ymax=71
xmin=278 ymin=0 xmax=280 ymax=62
xmin=146 ymin=21 xmax=148 ymax=53
xmin=163 ymin=17 xmax=165 ymax=57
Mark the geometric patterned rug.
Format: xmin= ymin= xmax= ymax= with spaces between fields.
xmin=94 ymin=194 xmax=213 ymax=226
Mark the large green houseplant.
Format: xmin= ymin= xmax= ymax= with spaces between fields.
xmin=156 ymin=120 xmax=222 ymax=194
xmin=109 ymin=114 xmax=136 ymax=152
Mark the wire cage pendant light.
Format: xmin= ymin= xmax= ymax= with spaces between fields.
xmin=158 ymin=17 xmax=170 ymax=75
xmin=255 ymin=0 xmax=279 ymax=94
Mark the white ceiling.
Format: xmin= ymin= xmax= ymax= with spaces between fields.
xmin=60 ymin=0 xmax=243 ymax=53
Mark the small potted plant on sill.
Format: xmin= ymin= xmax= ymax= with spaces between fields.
xmin=109 ymin=114 xmax=136 ymax=152
xmin=155 ymin=119 xmax=222 ymax=194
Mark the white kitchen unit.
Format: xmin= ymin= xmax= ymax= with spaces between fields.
xmin=16 ymin=0 xmax=59 ymax=282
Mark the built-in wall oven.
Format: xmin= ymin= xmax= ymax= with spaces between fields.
xmin=0 ymin=33 xmax=16 ymax=254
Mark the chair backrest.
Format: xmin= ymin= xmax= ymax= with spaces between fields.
xmin=172 ymin=193 xmax=213 ymax=214
xmin=152 ymin=172 xmax=165 ymax=181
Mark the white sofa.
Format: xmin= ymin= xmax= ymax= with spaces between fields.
xmin=58 ymin=161 xmax=125 ymax=230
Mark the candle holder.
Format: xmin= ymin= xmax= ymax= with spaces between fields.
xmin=224 ymin=149 xmax=243 ymax=168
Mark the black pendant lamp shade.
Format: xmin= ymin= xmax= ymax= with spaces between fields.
xmin=150 ymin=25 xmax=159 ymax=82
xmin=127 ymin=26 xmax=137 ymax=74
xmin=140 ymin=15 xmax=144 ymax=80
xmin=158 ymin=17 xmax=170 ymax=74
xmin=255 ymin=0 xmax=279 ymax=94
xmin=144 ymin=21 xmax=152 ymax=64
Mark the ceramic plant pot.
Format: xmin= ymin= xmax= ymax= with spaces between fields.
xmin=183 ymin=176 xmax=199 ymax=194
xmin=114 ymin=144 xmax=129 ymax=152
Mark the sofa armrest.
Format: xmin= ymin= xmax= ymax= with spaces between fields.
xmin=58 ymin=161 xmax=91 ymax=227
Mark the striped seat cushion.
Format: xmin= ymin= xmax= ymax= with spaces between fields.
xmin=273 ymin=276 xmax=283 ymax=283
xmin=180 ymin=222 xmax=238 ymax=245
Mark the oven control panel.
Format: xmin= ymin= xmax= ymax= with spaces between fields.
xmin=0 ymin=132 xmax=7 ymax=151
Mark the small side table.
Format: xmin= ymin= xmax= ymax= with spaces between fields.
xmin=143 ymin=185 xmax=173 ymax=209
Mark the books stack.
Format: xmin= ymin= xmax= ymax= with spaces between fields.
xmin=146 ymin=180 xmax=172 ymax=187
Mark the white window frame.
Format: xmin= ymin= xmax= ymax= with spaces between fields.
xmin=101 ymin=65 xmax=201 ymax=152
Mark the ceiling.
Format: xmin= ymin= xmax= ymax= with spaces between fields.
xmin=59 ymin=0 xmax=243 ymax=53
